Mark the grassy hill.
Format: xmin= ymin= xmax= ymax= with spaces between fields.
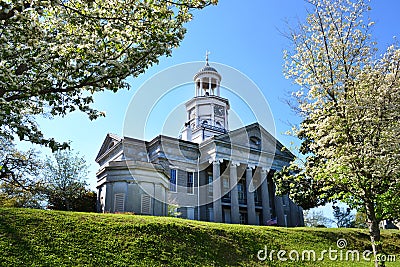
xmin=0 ymin=208 xmax=399 ymax=267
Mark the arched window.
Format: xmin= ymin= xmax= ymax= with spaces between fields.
xmin=249 ymin=136 xmax=261 ymax=149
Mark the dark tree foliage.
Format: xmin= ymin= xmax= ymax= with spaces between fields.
xmin=332 ymin=203 xmax=354 ymax=228
xmin=47 ymin=185 xmax=96 ymax=212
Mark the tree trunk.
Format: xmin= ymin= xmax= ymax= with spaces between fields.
xmin=365 ymin=202 xmax=384 ymax=267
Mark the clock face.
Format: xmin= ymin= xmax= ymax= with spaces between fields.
xmin=214 ymin=105 xmax=225 ymax=116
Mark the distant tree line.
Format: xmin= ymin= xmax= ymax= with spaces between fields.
xmin=0 ymin=137 xmax=96 ymax=212
xmin=304 ymin=203 xmax=368 ymax=229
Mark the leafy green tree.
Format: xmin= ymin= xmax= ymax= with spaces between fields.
xmin=274 ymin=0 xmax=400 ymax=265
xmin=73 ymin=189 xmax=97 ymax=212
xmin=44 ymin=149 xmax=92 ymax=211
xmin=354 ymin=211 xmax=368 ymax=229
xmin=0 ymin=0 xmax=217 ymax=151
xmin=167 ymin=204 xmax=182 ymax=217
xmin=0 ymin=183 xmax=44 ymax=208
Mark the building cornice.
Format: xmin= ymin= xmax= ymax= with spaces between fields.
xmin=185 ymin=95 xmax=230 ymax=109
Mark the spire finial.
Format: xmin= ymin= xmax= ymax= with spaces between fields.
xmin=205 ymin=50 xmax=210 ymax=65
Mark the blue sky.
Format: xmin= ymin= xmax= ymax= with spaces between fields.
xmin=20 ymin=0 xmax=400 ymax=219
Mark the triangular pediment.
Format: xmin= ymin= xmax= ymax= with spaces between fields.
xmin=95 ymin=133 xmax=122 ymax=162
xmin=213 ymin=122 xmax=294 ymax=159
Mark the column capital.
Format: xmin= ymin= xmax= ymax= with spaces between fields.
xmin=246 ymin=164 xmax=256 ymax=170
xmin=209 ymin=158 xmax=224 ymax=164
xmin=209 ymin=158 xmax=217 ymax=164
xmin=230 ymin=161 xmax=241 ymax=167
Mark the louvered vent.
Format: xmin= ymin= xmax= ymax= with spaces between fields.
xmin=114 ymin=193 xmax=125 ymax=212
xmin=141 ymin=194 xmax=152 ymax=214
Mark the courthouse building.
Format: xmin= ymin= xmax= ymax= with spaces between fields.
xmin=95 ymin=58 xmax=304 ymax=226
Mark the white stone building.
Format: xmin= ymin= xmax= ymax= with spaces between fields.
xmin=95 ymin=59 xmax=304 ymax=226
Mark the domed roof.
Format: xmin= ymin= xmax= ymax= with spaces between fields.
xmin=193 ymin=52 xmax=222 ymax=81
xmin=198 ymin=62 xmax=218 ymax=73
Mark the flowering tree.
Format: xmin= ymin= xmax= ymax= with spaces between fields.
xmin=0 ymin=0 xmax=216 ymax=150
xmin=274 ymin=0 xmax=400 ymax=266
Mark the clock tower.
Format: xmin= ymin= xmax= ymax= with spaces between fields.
xmin=181 ymin=54 xmax=230 ymax=143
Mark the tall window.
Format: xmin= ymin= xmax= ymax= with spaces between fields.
xmin=222 ymin=176 xmax=229 ymax=194
xmin=238 ymin=180 xmax=246 ymax=203
xmin=187 ymin=207 xmax=195 ymax=220
xmin=207 ymin=207 xmax=214 ymax=222
xmin=187 ymin=172 xmax=194 ymax=194
xmin=239 ymin=212 xmax=247 ymax=224
xmin=208 ymin=174 xmax=213 ymax=195
xmin=222 ymin=176 xmax=230 ymax=201
xmin=170 ymin=169 xmax=177 ymax=192
xmin=254 ymin=188 xmax=262 ymax=206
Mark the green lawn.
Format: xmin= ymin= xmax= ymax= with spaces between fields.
xmin=0 ymin=208 xmax=399 ymax=266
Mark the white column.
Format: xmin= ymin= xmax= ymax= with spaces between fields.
xmin=211 ymin=103 xmax=215 ymax=126
xmin=246 ymin=167 xmax=257 ymax=225
xmin=198 ymin=170 xmax=207 ymax=220
xmin=209 ymin=77 xmax=212 ymax=94
xmin=260 ymin=168 xmax=271 ymax=225
xmin=195 ymin=105 xmax=199 ymax=128
xmin=213 ymin=160 xmax=222 ymax=223
xmin=230 ymin=162 xmax=240 ymax=224
xmin=195 ymin=79 xmax=198 ymax=96
xmin=224 ymin=108 xmax=228 ymax=130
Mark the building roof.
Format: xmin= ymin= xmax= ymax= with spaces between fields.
xmin=198 ymin=63 xmax=218 ymax=73
xmin=95 ymin=123 xmax=294 ymax=169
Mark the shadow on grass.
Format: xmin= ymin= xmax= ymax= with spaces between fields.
xmin=0 ymin=210 xmax=47 ymax=265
